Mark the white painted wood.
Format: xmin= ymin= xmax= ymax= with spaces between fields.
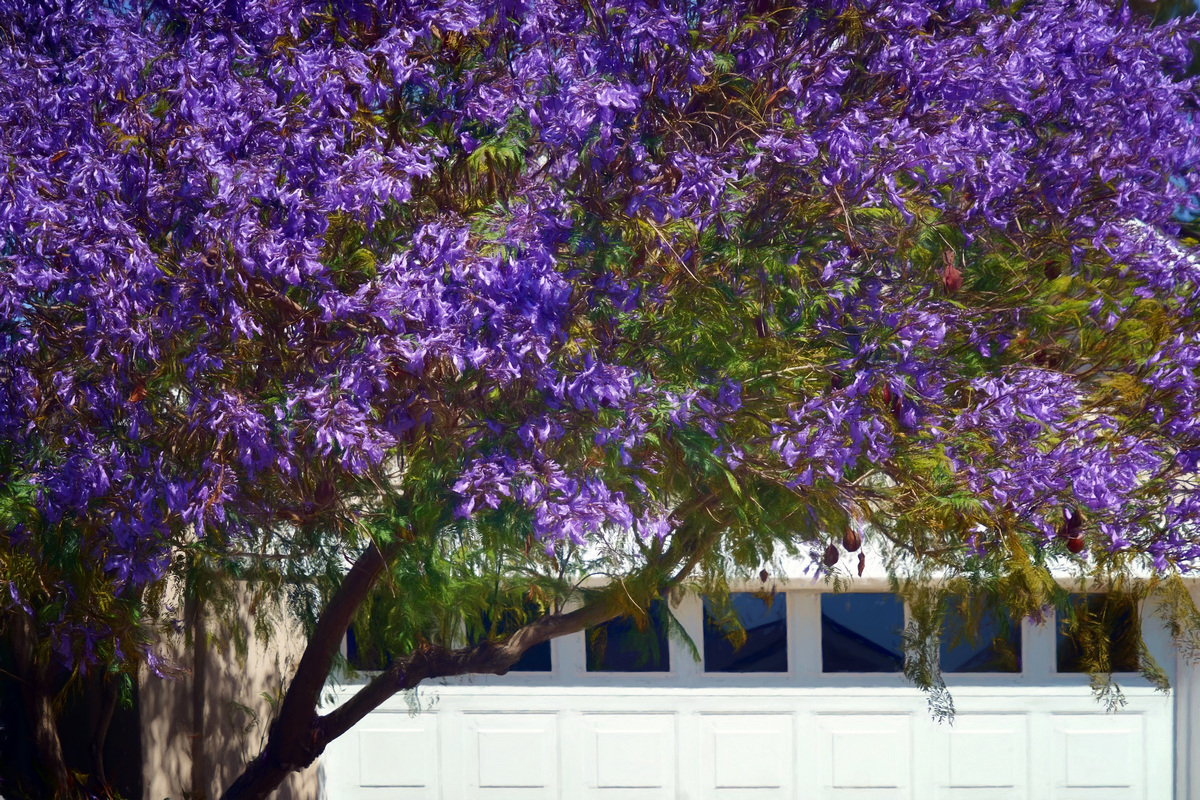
xmin=673 ymin=594 xmax=705 ymax=684
xmin=697 ymin=713 xmax=793 ymax=798
xmin=816 ymin=713 xmax=911 ymax=799
xmin=790 ymin=591 xmax=822 ymax=680
xmin=934 ymin=713 xmax=1026 ymax=799
xmin=578 ymin=712 xmax=675 ymax=798
xmin=323 ymin=588 xmax=1181 ymax=800
xmin=1051 ymin=713 xmax=1142 ymax=799
xmin=1180 ymin=648 xmax=1200 ymax=800
xmin=358 ymin=714 xmax=437 ymax=793
xmin=461 ymin=712 xmax=559 ymax=799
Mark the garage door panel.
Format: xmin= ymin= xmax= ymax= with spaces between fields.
xmin=463 ymin=713 xmax=559 ymax=799
xmin=579 ymin=713 xmax=675 ymax=799
xmin=326 ymin=695 xmax=1170 ymax=800
xmin=356 ymin=714 xmax=439 ymax=798
xmin=933 ymin=714 xmax=1026 ymax=800
xmin=817 ymin=714 xmax=911 ymax=799
xmin=699 ymin=714 xmax=793 ymax=798
xmin=1052 ymin=713 xmax=1144 ymax=800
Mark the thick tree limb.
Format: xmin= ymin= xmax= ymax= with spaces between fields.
xmin=9 ymin=612 xmax=69 ymax=796
xmin=218 ymin=540 xmax=396 ymax=800
xmin=220 ymin=511 xmax=714 ymax=800
xmin=318 ymin=599 xmax=620 ymax=744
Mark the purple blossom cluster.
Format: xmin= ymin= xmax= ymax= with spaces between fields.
xmin=942 ymin=370 xmax=1160 ymax=545
xmin=4 ymin=0 xmax=1200 ymax=661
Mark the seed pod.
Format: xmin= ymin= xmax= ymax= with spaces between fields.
xmin=843 ymin=528 xmax=862 ymax=552
xmin=858 ymin=551 xmax=866 ymax=577
xmin=755 ymin=314 xmax=769 ymax=338
xmin=1066 ymin=534 xmax=1085 ymax=554
xmin=315 ymin=478 xmax=336 ymax=508
xmin=941 ymin=249 xmax=963 ymax=294
xmin=881 ymin=384 xmax=903 ymax=417
xmin=759 ymin=568 xmax=770 ymax=584
xmin=823 ymin=543 xmax=840 ymax=567
xmin=1057 ymin=507 xmax=1083 ymax=539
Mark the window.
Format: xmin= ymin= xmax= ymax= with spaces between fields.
xmin=475 ymin=609 xmax=552 ymax=673
xmin=821 ymin=593 xmax=905 ymax=672
xmin=1056 ymin=593 xmax=1139 ymax=673
xmin=703 ymin=592 xmax=788 ymax=673
xmin=940 ymin=597 xmax=1021 ymax=673
xmin=346 ymin=624 xmax=389 ymax=672
xmin=586 ymin=600 xmax=671 ymax=672
xmin=348 ymin=603 xmax=553 ymax=673
xmin=505 ymin=639 xmax=552 ymax=672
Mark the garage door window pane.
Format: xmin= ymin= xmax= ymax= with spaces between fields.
xmin=346 ymin=624 xmax=389 ymax=671
xmin=587 ymin=600 xmax=670 ymax=672
xmin=940 ymin=599 xmax=1022 ymax=673
xmin=1057 ymin=593 xmax=1139 ymax=673
xmin=703 ymin=592 xmax=787 ymax=673
xmin=821 ymin=593 xmax=905 ymax=672
xmin=505 ymin=639 xmax=552 ymax=671
xmin=475 ymin=609 xmax=552 ymax=672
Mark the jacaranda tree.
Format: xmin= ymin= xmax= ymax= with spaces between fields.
xmin=5 ymin=0 xmax=1200 ymax=797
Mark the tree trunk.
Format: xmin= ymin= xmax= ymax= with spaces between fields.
xmin=9 ymin=611 xmax=70 ymax=797
xmin=217 ymin=542 xmax=393 ymax=800
xmin=216 ymin=513 xmax=711 ymax=800
xmin=216 ymin=743 xmax=304 ymax=800
xmin=90 ymin=674 xmax=120 ymax=794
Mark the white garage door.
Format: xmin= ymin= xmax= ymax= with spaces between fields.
xmin=323 ymin=590 xmax=1177 ymax=800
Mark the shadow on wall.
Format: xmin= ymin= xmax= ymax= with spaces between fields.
xmin=140 ymin=595 xmax=318 ymax=800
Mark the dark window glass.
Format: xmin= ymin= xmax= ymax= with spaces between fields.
xmin=940 ymin=598 xmax=1021 ymax=673
xmin=350 ymin=605 xmax=553 ymax=673
xmin=506 ymin=640 xmax=552 ymax=671
xmin=821 ymin=593 xmax=905 ymax=672
xmin=474 ymin=608 xmax=552 ymax=672
xmin=346 ymin=624 xmax=390 ymax=671
xmin=586 ymin=600 xmax=670 ymax=672
xmin=703 ymin=593 xmax=788 ymax=673
xmin=1057 ymin=594 xmax=1139 ymax=673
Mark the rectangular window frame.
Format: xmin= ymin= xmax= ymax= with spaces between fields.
xmin=701 ymin=591 xmax=790 ymax=675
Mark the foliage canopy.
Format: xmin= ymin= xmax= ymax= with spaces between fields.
xmin=5 ymin=0 xmax=1200 ymax=796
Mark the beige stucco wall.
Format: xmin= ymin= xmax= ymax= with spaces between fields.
xmin=139 ymin=600 xmax=320 ymax=800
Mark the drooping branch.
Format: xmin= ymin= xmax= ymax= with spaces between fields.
xmin=309 ymin=508 xmax=722 ymax=756
xmin=317 ymin=599 xmax=620 ymax=744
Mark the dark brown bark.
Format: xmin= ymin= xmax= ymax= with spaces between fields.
xmin=319 ymin=599 xmax=620 ymax=744
xmin=218 ymin=541 xmax=394 ymax=800
xmin=218 ymin=514 xmax=713 ymax=800
xmin=89 ymin=674 xmax=120 ymax=792
xmin=9 ymin=611 xmax=70 ymax=796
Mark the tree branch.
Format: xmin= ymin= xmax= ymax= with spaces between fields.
xmin=317 ymin=599 xmax=619 ymax=744
xmin=218 ymin=539 xmax=397 ymax=800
